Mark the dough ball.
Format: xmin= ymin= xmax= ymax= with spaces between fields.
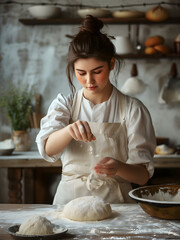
xmin=62 ymin=196 xmax=112 ymax=221
xmin=17 ymin=216 xmax=54 ymax=235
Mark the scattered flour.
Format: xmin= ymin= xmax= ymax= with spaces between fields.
xmin=142 ymin=189 xmax=180 ymax=202
xmin=1 ymin=204 xmax=180 ymax=237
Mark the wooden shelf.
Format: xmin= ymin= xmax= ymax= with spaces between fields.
xmin=117 ymin=53 xmax=180 ymax=59
xmin=19 ymin=17 xmax=180 ymax=25
xmin=18 ymin=17 xmax=180 ymax=60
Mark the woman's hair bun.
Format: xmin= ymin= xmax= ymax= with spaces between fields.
xmin=81 ymin=15 xmax=104 ymax=33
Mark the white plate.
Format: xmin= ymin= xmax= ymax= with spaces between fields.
xmin=7 ymin=224 xmax=68 ymax=240
xmin=77 ymin=8 xmax=111 ymax=18
xmin=113 ymin=10 xmax=144 ymax=18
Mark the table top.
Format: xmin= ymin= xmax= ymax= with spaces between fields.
xmin=0 ymin=151 xmax=62 ymax=167
xmin=0 ymin=151 xmax=180 ymax=168
xmin=0 ymin=203 xmax=180 ymax=239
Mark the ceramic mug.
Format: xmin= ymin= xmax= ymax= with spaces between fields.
xmin=112 ymin=36 xmax=134 ymax=54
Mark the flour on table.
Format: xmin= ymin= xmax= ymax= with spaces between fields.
xmin=62 ymin=196 xmax=112 ymax=221
xmin=17 ymin=215 xmax=54 ymax=235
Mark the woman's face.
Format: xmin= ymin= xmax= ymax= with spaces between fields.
xmin=74 ymin=57 xmax=114 ymax=103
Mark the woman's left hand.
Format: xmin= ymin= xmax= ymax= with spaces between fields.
xmin=94 ymin=157 xmax=120 ymax=178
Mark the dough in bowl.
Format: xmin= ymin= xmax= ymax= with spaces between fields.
xmin=17 ymin=215 xmax=54 ymax=235
xmin=62 ymin=196 xmax=112 ymax=221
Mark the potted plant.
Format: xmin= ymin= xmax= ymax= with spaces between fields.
xmin=0 ymin=83 xmax=34 ymax=151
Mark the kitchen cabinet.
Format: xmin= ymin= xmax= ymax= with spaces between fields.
xmin=0 ymin=152 xmax=61 ymax=204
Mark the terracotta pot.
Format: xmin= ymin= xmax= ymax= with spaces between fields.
xmin=12 ymin=130 xmax=31 ymax=151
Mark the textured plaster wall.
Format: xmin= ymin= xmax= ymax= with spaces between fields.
xmin=0 ymin=0 xmax=180 ymax=202
xmin=1 ymin=0 xmax=180 ymax=145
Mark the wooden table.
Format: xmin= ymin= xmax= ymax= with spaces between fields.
xmin=0 ymin=203 xmax=180 ymax=239
xmin=0 ymin=152 xmax=180 ymax=204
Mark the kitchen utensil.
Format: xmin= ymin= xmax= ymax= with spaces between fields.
xmin=121 ymin=64 xmax=146 ymax=95
xmin=7 ymin=224 xmax=68 ymax=240
xmin=128 ymin=24 xmax=131 ymax=41
xmin=112 ymin=36 xmax=134 ymax=55
xmin=77 ymin=8 xmax=111 ymax=18
xmin=136 ymin=25 xmax=141 ymax=53
xmin=129 ymin=184 xmax=180 ymax=220
xmin=174 ymin=33 xmax=180 ymax=54
xmin=28 ymin=6 xmax=61 ymax=19
xmin=159 ymin=63 xmax=180 ymax=103
xmin=31 ymin=94 xmax=42 ymax=128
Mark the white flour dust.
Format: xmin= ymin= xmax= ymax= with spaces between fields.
xmin=0 ymin=204 xmax=180 ymax=238
xmin=142 ymin=189 xmax=180 ymax=202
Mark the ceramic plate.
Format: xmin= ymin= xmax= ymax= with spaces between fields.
xmin=77 ymin=8 xmax=111 ymax=18
xmin=7 ymin=224 xmax=68 ymax=240
xmin=112 ymin=10 xmax=144 ymax=18
xmin=0 ymin=148 xmax=14 ymax=155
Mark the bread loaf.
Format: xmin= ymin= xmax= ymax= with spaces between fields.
xmin=145 ymin=36 xmax=164 ymax=47
xmin=144 ymin=47 xmax=157 ymax=54
xmin=146 ymin=6 xmax=169 ymax=22
xmin=154 ymin=44 xmax=171 ymax=54
xmin=155 ymin=144 xmax=174 ymax=155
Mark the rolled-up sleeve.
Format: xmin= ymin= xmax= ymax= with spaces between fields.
xmin=126 ymin=98 xmax=156 ymax=178
xmin=36 ymin=93 xmax=73 ymax=162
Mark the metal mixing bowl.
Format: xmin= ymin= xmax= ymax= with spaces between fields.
xmin=129 ymin=184 xmax=180 ymax=220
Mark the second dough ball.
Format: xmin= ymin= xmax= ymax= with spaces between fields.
xmin=17 ymin=216 xmax=54 ymax=235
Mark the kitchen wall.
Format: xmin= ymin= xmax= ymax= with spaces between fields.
xmin=0 ymin=0 xmax=180 ymax=145
xmin=0 ymin=0 xmax=180 ymax=143
xmin=0 ymin=0 xmax=180 ymax=202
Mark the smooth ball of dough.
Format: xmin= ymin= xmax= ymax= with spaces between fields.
xmin=62 ymin=196 xmax=112 ymax=221
xmin=17 ymin=216 xmax=54 ymax=235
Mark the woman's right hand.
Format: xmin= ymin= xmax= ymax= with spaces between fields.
xmin=67 ymin=120 xmax=96 ymax=142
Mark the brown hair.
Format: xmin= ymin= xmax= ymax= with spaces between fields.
xmin=66 ymin=15 xmax=121 ymax=93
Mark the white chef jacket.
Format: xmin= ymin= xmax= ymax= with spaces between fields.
xmin=36 ymin=86 xmax=156 ymax=177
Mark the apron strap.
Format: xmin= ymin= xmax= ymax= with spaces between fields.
xmin=119 ymin=92 xmax=127 ymax=123
xmin=71 ymin=89 xmax=83 ymax=122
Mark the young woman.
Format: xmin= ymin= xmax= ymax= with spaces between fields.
xmin=36 ymin=15 xmax=156 ymax=204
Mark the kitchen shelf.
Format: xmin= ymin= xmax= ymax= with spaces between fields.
xmin=117 ymin=53 xmax=180 ymax=59
xmin=19 ymin=17 xmax=180 ymax=25
xmin=18 ymin=17 xmax=180 ymax=60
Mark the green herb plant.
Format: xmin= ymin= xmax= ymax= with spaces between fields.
xmin=0 ymin=83 xmax=34 ymax=131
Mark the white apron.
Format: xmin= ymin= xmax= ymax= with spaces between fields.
xmin=53 ymin=90 xmax=134 ymax=204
